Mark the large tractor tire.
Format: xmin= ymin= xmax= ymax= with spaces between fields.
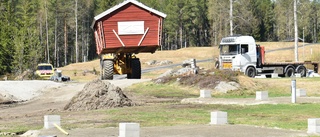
xmin=102 ymin=60 xmax=113 ymax=80
xmin=296 ymin=65 xmax=307 ymax=77
xmin=245 ymin=67 xmax=256 ymax=78
xmin=129 ymin=58 xmax=141 ymax=79
xmin=285 ymin=67 xmax=295 ymax=77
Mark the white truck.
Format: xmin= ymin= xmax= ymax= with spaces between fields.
xmin=217 ymin=35 xmax=319 ymax=77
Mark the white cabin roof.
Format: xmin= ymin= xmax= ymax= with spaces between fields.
xmin=220 ymin=36 xmax=255 ymax=45
xmin=91 ymin=0 xmax=167 ymax=29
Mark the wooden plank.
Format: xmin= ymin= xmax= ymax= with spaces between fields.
xmin=138 ymin=27 xmax=149 ymax=46
xmin=113 ymin=29 xmax=125 ymax=47
xmin=99 ymin=21 xmax=106 ymax=49
xmin=94 ymin=31 xmax=102 ymax=54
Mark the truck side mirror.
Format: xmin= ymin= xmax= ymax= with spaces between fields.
xmin=241 ymin=48 xmax=246 ymax=54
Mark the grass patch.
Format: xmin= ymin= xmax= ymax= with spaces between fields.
xmin=127 ymin=81 xmax=199 ymax=98
xmin=1 ymin=124 xmax=42 ymax=135
xmin=97 ymin=103 xmax=320 ymax=130
xmin=228 ymin=103 xmax=320 ymax=130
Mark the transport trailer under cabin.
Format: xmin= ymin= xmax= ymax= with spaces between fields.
xmin=91 ymin=0 xmax=166 ymax=80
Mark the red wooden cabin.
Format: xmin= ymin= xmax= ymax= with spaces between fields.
xmin=91 ymin=0 xmax=167 ymax=55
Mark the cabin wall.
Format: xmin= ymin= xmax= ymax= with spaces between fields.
xmin=100 ymin=4 xmax=161 ymax=48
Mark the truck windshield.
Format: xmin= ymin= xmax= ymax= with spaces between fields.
xmin=219 ymin=44 xmax=240 ymax=55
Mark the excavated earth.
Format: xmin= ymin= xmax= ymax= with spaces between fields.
xmin=64 ymin=79 xmax=134 ymax=111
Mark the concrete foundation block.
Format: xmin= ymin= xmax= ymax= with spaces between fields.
xmin=295 ymin=73 xmax=301 ymax=78
xmin=119 ymin=123 xmax=140 ymax=137
xmin=255 ymin=75 xmax=266 ymax=78
xmin=200 ymin=90 xmax=211 ymax=98
xmin=210 ymin=111 xmax=227 ymax=125
xmin=256 ymin=91 xmax=268 ymax=100
xmin=297 ymin=89 xmax=307 ymax=97
xmin=308 ymin=118 xmax=320 ymax=134
xmin=44 ymin=115 xmax=60 ymax=129
xmin=271 ymin=73 xmax=278 ymax=78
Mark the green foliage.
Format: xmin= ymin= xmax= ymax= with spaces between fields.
xmin=12 ymin=0 xmax=41 ymax=75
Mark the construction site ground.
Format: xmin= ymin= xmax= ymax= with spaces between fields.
xmin=0 ymin=80 xmax=318 ymax=137
xmin=2 ymin=44 xmax=320 ymax=137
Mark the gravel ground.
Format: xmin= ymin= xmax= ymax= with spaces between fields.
xmin=37 ymin=124 xmax=310 ymax=137
xmin=0 ymin=80 xmax=63 ymax=102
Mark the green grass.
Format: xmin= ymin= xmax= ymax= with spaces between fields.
xmin=94 ymin=103 xmax=320 ymax=131
xmin=127 ymin=82 xmax=199 ymax=98
xmin=120 ymin=80 xmax=320 ymax=131
xmin=228 ymin=103 xmax=320 ymax=130
xmin=128 ymin=81 xmax=292 ymax=99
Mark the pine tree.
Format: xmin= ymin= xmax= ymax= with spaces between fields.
xmin=13 ymin=0 xmax=41 ymax=74
xmin=0 ymin=0 xmax=16 ymax=74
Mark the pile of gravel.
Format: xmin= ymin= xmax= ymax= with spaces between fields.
xmin=64 ymin=79 xmax=134 ymax=111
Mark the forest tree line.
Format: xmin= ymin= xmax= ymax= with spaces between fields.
xmin=0 ymin=0 xmax=320 ymax=75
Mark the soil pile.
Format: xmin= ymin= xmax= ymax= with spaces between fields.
xmin=64 ymin=79 xmax=134 ymax=111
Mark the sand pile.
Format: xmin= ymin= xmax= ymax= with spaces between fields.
xmin=64 ymin=79 xmax=134 ymax=111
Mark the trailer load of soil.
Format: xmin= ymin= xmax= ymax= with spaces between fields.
xmin=64 ymin=79 xmax=134 ymax=111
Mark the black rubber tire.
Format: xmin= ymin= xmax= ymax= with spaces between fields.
xmin=285 ymin=67 xmax=295 ymax=77
xmin=130 ymin=59 xmax=141 ymax=79
xmin=296 ymin=65 xmax=307 ymax=77
xmin=103 ymin=60 xmax=113 ymax=80
xmin=127 ymin=73 xmax=131 ymax=79
xmin=215 ymin=61 xmax=219 ymax=69
xmin=245 ymin=67 xmax=256 ymax=78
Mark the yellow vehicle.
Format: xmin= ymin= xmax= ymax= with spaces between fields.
xmin=35 ymin=63 xmax=54 ymax=79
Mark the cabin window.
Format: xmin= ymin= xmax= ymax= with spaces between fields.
xmin=118 ymin=21 xmax=144 ymax=35
xmin=219 ymin=44 xmax=240 ymax=55
xmin=241 ymin=44 xmax=249 ymax=54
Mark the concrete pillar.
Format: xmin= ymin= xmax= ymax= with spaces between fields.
xmin=119 ymin=123 xmax=140 ymax=137
xmin=308 ymin=118 xmax=320 ymax=134
xmin=210 ymin=111 xmax=227 ymax=125
xmin=271 ymin=73 xmax=278 ymax=78
xmin=255 ymin=75 xmax=266 ymax=78
xmin=297 ymin=89 xmax=307 ymax=97
xmin=200 ymin=90 xmax=211 ymax=98
xmin=256 ymin=91 xmax=268 ymax=100
xmin=44 ymin=115 xmax=60 ymax=129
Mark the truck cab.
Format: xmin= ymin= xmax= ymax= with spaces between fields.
xmin=219 ymin=35 xmax=257 ymax=77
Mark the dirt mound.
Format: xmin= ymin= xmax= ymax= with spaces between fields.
xmin=64 ymin=79 xmax=134 ymax=111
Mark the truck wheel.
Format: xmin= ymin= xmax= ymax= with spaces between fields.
xmin=103 ymin=60 xmax=113 ymax=80
xmin=215 ymin=61 xmax=219 ymax=69
xmin=245 ymin=67 xmax=256 ymax=78
xmin=285 ymin=67 xmax=295 ymax=77
xmin=296 ymin=65 xmax=307 ymax=77
xmin=130 ymin=58 xmax=141 ymax=79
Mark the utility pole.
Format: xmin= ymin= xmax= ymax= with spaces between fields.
xmin=45 ymin=0 xmax=50 ymax=64
xmin=294 ymin=0 xmax=299 ymax=62
xmin=303 ymin=27 xmax=305 ymax=60
xmin=230 ymin=0 xmax=233 ymax=36
xmin=75 ymin=0 xmax=79 ymax=63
